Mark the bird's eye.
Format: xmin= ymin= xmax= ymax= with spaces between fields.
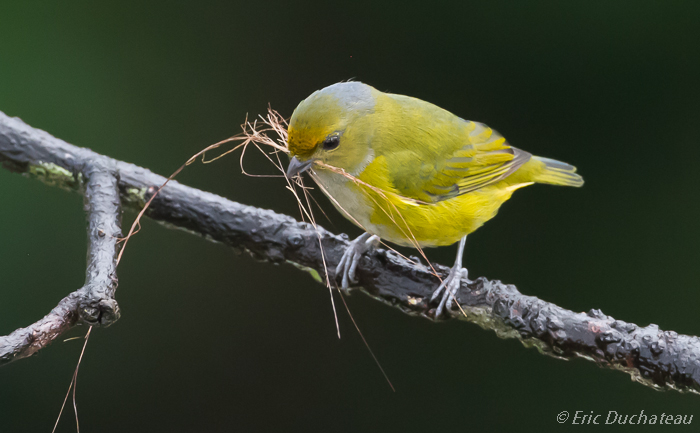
xmin=322 ymin=135 xmax=340 ymax=150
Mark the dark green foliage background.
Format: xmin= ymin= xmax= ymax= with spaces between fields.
xmin=1 ymin=1 xmax=700 ymax=431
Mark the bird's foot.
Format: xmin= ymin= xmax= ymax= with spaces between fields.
xmin=335 ymin=233 xmax=380 ymax=293
xmin=431 ymin=264 xmax=469 ymax=317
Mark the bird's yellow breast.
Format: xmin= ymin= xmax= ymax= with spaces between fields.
xmin=312 ymin=156 xmax=531 ymax=248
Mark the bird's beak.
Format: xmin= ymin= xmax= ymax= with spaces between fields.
xmin=286 ymin=156 xmax=314 ymax=178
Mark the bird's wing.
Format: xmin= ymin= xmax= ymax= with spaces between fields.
xmin=385 ymin=121 xmax=531 ymax=203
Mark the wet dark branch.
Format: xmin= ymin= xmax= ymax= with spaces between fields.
xmin=0 ymin=128 xmax=122 ymax=365
xmin=79 ymin=161 xmax=122 ymax=325
xmin=0 ymin=112 xmax=699 ymax=395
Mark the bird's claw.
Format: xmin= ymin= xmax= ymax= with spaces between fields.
xmin=335 ymin=233 xmax=380 ymax=293
xmin=431 ymin=266 xmax=469 ymax=317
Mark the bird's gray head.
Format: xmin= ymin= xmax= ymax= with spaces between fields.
xmin=286 ymin=81 xmax=379 ymax=177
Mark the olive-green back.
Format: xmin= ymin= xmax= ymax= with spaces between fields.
xmin=367 ymin=93 xmax=530 ymax=203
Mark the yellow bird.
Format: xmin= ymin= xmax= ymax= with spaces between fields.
xmin=286 ymin=82 xmax=582 ymax=316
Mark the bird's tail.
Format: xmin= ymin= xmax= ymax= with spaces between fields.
xmin=527 ymin=156 xmax=584 ymax=187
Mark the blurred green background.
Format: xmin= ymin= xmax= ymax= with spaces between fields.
xmin=2 ymin=1 xmax=700 ymax=431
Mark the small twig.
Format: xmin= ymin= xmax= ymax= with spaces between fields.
xmin=0 ymin=126 xmax=122 ymax=365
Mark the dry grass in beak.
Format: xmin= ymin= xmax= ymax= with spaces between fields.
xmin=54 ymin=106 xmax=405 ymax=432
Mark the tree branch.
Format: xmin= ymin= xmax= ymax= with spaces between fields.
xmin=1 ymin=111 xmax=698 ymax=395
xmin=0 ymin=153 xmax=122 ymax=365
